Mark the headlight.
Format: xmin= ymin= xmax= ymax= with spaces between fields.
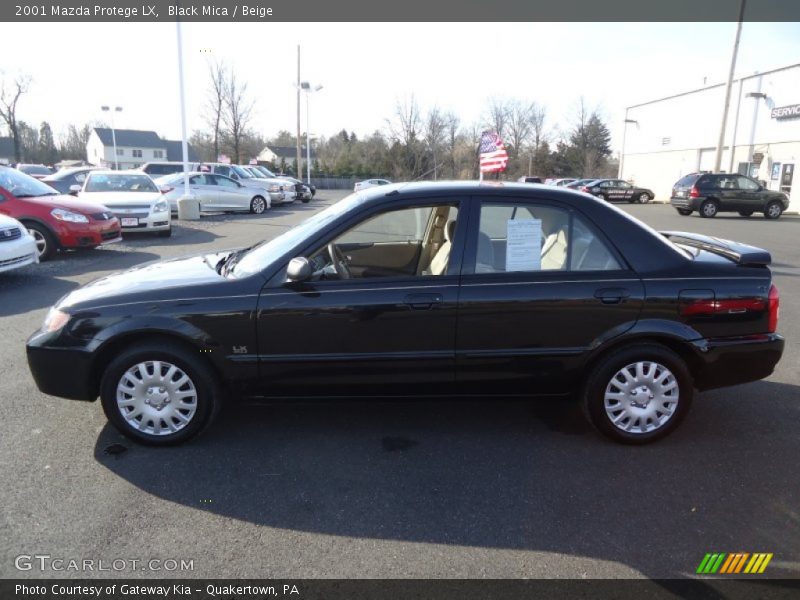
xmin=268 ymin=184 xmax=281 ymax=192
xmin=42 ymin=307 xmax=70 ymax=333
xmin=152 ymin=200 xmax=169 ymax=213
xmin=51 ymin=208 xmax=89 ymax=223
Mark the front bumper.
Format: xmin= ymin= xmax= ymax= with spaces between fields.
xmin=692 ymin=333 xmax=785 ymax=391
xmin=0 ymin=236 xmax=38 ymax=272
xmin=115 ymin=212 xmax=171 ymax=233
xmin=27 ymin=332 xmax=96 ymax=401
xmin=56 ymin=219 xmax=122 ymax=249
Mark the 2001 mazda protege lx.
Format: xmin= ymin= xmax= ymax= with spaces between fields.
xmin=27 ymin=182 xmax=784 ymax=445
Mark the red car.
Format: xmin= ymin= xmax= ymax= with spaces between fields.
xmin=0 ymin=166 xmax=122 ymax=260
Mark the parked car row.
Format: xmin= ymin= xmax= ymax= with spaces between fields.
xmin=0 ymin=162 xmax=321 ymax=270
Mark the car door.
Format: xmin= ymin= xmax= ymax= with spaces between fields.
xmin=213 ymin=175 xmax=250 ymax=211
xmin=256 ymin=198 xmax=466 ymax=397
xmin=455 ymin=196 xmax=645 ymax=396
xmin=715 ymin=175 xmax=741 ymax=210
xmin=736 ymin=175 xmax=762 ymax=211
xmin=614 ymin=180 xmax=635 ymax=201
xmin=188 ymin=174 xmax=220 ymax=210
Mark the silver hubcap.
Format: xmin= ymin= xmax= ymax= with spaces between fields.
xmin=253 ymin=198 xmax=265 ymax=213
xmin=768 ymin=204 xmax=780 ymax=217
xmin=29 ymin=229 xmax=46 ymax=256
xmin=604 ymin=361 xmax=679 ymax=434
xmin=703 ymin=203 xmax=716 ymax=216
xmin=116 ymin=361 xmax=197 ymax=436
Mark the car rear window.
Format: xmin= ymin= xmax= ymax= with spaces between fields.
xmin=675 ymin=174 xmax=700 ymax=187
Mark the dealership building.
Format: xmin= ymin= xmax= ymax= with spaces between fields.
xmin=619 ymin=62 xmax=799 ymax=213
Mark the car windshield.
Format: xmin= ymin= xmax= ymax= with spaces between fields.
xmin=21 ymin=165 xmax=53 ymax=175
xmin=231 ymin=192 xmax=367 ymax=279
xmin=0 ymin=166 xmax=59 ymax=197
xmin=231 ymin=165 xmax=252 ymax=179
xmin=255 ymin=166 xmax=276 ymax=177
xmin=85 ymin=173 xmax=158 ymax=193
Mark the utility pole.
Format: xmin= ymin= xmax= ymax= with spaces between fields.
xmin=296 ymin=45 xmax=302 ymax=177
xmin=713 ymin=0 xmax=746 ymax=172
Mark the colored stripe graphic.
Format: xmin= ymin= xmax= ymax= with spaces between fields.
xmin=698 ymin=553 xmax=773 ymax=574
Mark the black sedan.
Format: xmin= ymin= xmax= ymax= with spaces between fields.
xmin=27 ymin=182 xmax=784 ymax=446
xmin=578 ymin=179 xmax=655 ymax=203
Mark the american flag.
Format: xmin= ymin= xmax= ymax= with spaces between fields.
xmin=478 ymin=130 xmax=509 ymax=173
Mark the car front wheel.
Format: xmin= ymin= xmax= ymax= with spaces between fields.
xmin=250 ymin=196 xmax=267 ymax=214
xmin=25 ymin=223 xmax=57 ymax=261
xmin=100 ymin=341 xmax=221 ymax=445
xmin=637 ymin=193 xmax=652 ymax=204
xmin=699 ymin=199 xmax=718 ymax=218
xmin=582 ymin=343 xmax=693 ymax=444
xmin=764 ymin=201 xmax=783 ymax=220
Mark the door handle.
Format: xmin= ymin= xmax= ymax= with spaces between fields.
xmin=403 ymin=293 xmax=443 ymax=310
xmin=594 ymin=288 xmax=630 ymax=304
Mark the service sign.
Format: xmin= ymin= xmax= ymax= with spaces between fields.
xmin=770 ymin=104 xmax=800 ymax=119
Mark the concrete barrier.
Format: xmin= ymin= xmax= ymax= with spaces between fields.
xmin=177 ymin=195 xmax=200 ymax=220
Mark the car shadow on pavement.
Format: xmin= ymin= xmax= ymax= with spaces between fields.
xmin=122 ymin=224 xmax=219 ymax=246
xmin=93 ymin=380 xmax=800 ymax=579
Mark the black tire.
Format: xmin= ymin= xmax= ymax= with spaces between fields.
xmin=699 ymin=199 xmax=718 ymax=218
xmin=738 ymin=210 xmax=754 ymax=217
xmin=676 ymin=209 xmax=692 ymax=216
xmin=301 ymin=198 xmax=310 ymax=204
xmin=99 ymin=341 xmax=221 ymax=446
xmin=250 ymin=196 xmax=267 ymax=214
xmin=637 ymin=193 xmax=652 ymax=204
xmin=24 ymin=222 xmax=57 ymax=261
xmin=157 ymin=228 xmax=172 ymax=238
xmin=764 ymin=201 xmax=783 ymax=220
xmin=581 ymin=343 xmax=693 ymax=445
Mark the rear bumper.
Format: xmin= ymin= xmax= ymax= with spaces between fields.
xmin=670 ymin=197 xmax=701 ymax=210
xmin=692 ymin=333 xmax=784 ymax=391
xmin=26 ymin=333 xmax=96 ymax=401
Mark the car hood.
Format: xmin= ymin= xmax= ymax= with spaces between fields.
xmin=24 ymin=194 xmax=114 ymax=214
xmin=79 ymin=191 xmax=161 ymax=205
xmin=58 ymin=250 xmax=234 ymax=309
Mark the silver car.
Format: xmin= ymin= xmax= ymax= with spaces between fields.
xmin=190 ymin=163 xmax=291 ymax=205
xmin=156 ymin=172 xmax=271 ymax=214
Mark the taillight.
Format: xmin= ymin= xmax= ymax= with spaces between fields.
xmin=689 ymin=186 xmax=699 ymax=198
xmin=768 ymin=284 xmax=779 ymax=333
xmin=580 ymin=186 xmax=590 ymax=193
xmin=681 ymin=298 xmax=766 ymax=316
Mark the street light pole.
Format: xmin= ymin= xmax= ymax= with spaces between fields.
xmin=175 ymin=19 xmax=190 ymax=199
xmin=713 ymin=0 xmax=747 ymax=173
xmin=101 ymin=105 xmax=123 ymax=170
xmin=298 ymin=82 xmax=322 ymax=185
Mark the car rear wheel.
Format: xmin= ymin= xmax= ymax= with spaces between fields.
xmin=637 ymin=193 xmax=652 ymax=204
xmin=250 ymin=196 xmax=267 ymax=214
xmin=764 ymin=201 xmax=783 ymax=220
xmin=676 ymin=209 xmax=692 ymax=216
xmin=699 ymin=199 xmax=719 ymax=218
xmin=100 ymin=341 xmax=221 ymax=446
xmin=582 ymin=343 xmax=693 ymax=444
xmin=738 ymin=210 xmax=754 ymax=217
xmin=24 ymin=223 xmax=56 ymax=261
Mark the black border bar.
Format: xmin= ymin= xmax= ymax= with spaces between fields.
xmin=4 ymin=0 xmax=800 ymax=22
xmin=4 ymin=579 xmax=800 ymax=600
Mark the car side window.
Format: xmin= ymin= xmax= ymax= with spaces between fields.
xmin=214 ymin=176 xmax=238 ymax=188
xmin=307 ymin=204 xmax=459 ymax=281
xmin=473 ymin=202 xmax=621 ymax=273
xmin=599 ymin=181 xmax=611 ymax=188
xmin=189 ymin=175 xmax=206 ymax=185
xmin=74 ymin=173 xmax=86 ymax=183
xmin=737 ymin=176 xmax=760 ymax=191
xmin=717 ymin=176 xmax=738 ymax=190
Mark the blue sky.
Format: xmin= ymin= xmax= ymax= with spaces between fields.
xmin=1 ymin=21 xmax=798 ymax=153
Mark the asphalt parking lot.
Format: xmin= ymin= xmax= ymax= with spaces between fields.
xmin=1 ymin=192 xmax=798 ymax=579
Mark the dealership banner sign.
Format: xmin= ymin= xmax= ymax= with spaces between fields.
xmin=771 ymin=104 xmax=800 ymax=120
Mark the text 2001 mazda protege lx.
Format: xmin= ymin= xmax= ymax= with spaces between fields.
xmin=26 ymin=182 xmax=784 ymax=445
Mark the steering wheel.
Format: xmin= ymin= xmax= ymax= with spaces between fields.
xmin=327 ymin=243 xmax=352 ymax=279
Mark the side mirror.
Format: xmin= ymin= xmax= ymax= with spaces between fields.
xmin=286 ymin=257 xmax=312 ymax=283
xmin=160 ymin=185 xmax=172 ymax=194
xmin=69 ymin=184 xmax=81 ymax=194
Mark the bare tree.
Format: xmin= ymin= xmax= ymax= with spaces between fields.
xmin=386 ymin=95 xmax=423 ymax=178
xmin=223 ymin=71 xmax=254 ymax=164
xmin=530 ymin=103 xmax=547 ymax=153
xmin=506 ymin=99 xmax=534 ymax=159
xmin=205 ymin=59 xmax=227 ymax=161
xmin=443 ymin=111 xmax=460 ymax=178
xmin=0 ymin=73 xmax=31 ymax=163
xmin=424 ymin=106 xmax=447 ymax=180
xmin=483 ymin=97 xmax=509 ymax=139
